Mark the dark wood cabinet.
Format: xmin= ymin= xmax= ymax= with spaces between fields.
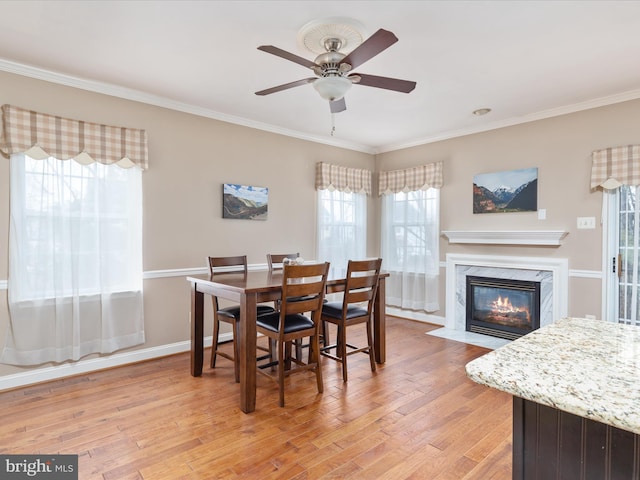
xmin=513 ymin=397 xmax=640 ymax=480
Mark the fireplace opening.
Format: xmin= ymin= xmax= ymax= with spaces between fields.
xmin=466 ymin=276 xmax=541 ymax=340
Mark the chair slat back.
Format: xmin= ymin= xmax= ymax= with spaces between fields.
xmin=267 ymin=253 xmax=299 ymax=270
xmin=281 ymin=263 xmax=330 ymax=317
xmin=208 ymin=255 xmax=248 ymax=275
xmin=207 ymin=256 xmax=248 ymax=314
xmin=343 ymin=259 xmax=383 ymax=315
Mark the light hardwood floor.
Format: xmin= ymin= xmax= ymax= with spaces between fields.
xmin=0 ymin=317 xmax=512 ymax=479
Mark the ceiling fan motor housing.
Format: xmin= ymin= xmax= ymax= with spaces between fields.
xmin=313 ymin=49 xmax=349 ymax=77
xmin=312 ymin=39 xmax=353 ymax=101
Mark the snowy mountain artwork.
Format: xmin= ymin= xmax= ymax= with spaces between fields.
xmin=473 ymin=168 xmax=538 ymax=214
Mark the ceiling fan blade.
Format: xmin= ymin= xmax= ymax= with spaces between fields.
xmin=255 ymin=78 xmax=316 ymax=96
xmin=330 ymin=97 xmax=346 ymax=113
xmin=257 ymin=45 xmax=318 ymax=69
xmin=352 ymin=73 xmax=416 ymax=93
xmin=340 ymin=29 xmax=398 ymax=70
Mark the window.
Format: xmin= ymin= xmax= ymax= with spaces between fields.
xmin=0 ymin=105 xmax=147 ymax=365
xmin=592 ymin=144 xmax=640 ymax=324
xmin=604 ymin=185 xmax=640 ymax=324
xmin=316 ymin=188 xmax=366 ymax=277
xmin=381 ymin=188 xmax=440 ymax=311
xmin=12 ymin=154 xmax=142 ymax=300
xmin=4 ymin=153 xmax=144 ymax=365
xmin=617 ymin=185 xmax=640 ymax=324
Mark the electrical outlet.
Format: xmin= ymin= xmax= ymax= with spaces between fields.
xmin=577 ymin=216 xmax=596 ymax=229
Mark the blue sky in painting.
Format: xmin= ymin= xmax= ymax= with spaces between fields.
xmin=474 ymin=167 xmax=537 ymax=191
xmin=224 ymin=183 xmax=268 ymax=205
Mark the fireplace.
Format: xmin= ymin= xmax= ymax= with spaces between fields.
xmin=466 ymin=275 xmax=541 ymax=340
xmin=444 ymin=254 xmax=568 ymax=345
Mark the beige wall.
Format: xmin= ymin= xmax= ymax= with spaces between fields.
xmin=1 ymin=68 xmax=639 ymax=383
xmin=0 ymin=70 xmax=374 ymax=378
xmin=376 ymin=98 xmax=640 ymax=321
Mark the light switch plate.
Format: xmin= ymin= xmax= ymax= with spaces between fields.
xmin=577 ymin=217 xmax=596 ymax=229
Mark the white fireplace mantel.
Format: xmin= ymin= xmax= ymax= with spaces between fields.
xmin=442 ymin=230 xmax=568 ymax=246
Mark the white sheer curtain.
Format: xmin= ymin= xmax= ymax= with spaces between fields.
xmin=315 ymin=162 xmax=371 ymax=278
xmin=381 ymin=188 xmax=440 ymax=312
xmin=316 ymin=188 xmax=366 ymax=278
xmin=3 ymin=153 xmax=144 ymax=365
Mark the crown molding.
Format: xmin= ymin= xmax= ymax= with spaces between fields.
xmin=3 ymin=57 xmax=639 ymax=157
xmin=375 ymin=88 xmax=640 ymax=154
xmin=0 ymin=58 xmax=375 ymax=155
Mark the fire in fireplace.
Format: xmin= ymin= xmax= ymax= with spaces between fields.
xmin=466 ymin=276 xmax=541 ymax=340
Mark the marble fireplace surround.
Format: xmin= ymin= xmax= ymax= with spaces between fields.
xmin=445 ymin=254 xmax=569 ymax=333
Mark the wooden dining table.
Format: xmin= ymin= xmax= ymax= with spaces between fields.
xmin=187 ymin=268 xmax=387 ymax=413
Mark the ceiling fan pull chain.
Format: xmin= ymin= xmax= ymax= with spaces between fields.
xmin=331 ymin=112 xmax=336 ymax=136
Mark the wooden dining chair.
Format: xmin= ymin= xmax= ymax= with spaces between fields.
xmin=320 ymin=258 xmax=382 ymax=382
xmin=266 ymin=252 xmax=327 ymax=361
xmin=256 ymin=262 xmax=330 ymax=407
xmin=267 ymin=253 xmax=300 ymax=311
xmin=266 ymin=253 xmax=299 ymax=271
xmin=208 ymin=255 xmax=276 ymax=383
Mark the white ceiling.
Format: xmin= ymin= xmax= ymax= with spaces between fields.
xmin=0 ymin=1 xmax=639 ymax=154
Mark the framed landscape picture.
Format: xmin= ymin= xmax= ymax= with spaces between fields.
xmin=473 ymin=167 xmax=538 ymax=214
xmin=222 ymin=183 xmax=268 ymax=220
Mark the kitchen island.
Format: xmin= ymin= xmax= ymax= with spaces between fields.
xmin=466 ymin=317 xmax=640 ymax=479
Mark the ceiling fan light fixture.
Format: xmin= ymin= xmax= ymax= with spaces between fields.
xmin=313 ymin=76 xmax=352 ymax=101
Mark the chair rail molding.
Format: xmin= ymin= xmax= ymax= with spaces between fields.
xmin=442 ymin=230 xmax=568 ymax=246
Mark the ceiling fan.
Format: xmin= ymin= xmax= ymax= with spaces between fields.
xmin=255 ymin=28 xmax=416 ymax=113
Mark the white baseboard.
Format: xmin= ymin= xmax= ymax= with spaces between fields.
xmin=386 ymin=307 xmax=445 ymax=326
xmin=0 ymin=332 xmax=233 ymax=392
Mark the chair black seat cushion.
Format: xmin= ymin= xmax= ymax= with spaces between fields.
xmin=288 ymin=295 xmax=315 ymax=303
xmin=257 ymin=312 xmax=314 ymax=334
xmin=322 ymin=301 xmax=368 ymax=320
xmin=218 ymin=304 xmax=276 ymax=320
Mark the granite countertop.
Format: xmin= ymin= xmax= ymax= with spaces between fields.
xmin=465 ymin=317 xmax=640 ymax=435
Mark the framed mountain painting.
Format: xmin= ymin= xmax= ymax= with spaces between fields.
xmin=222 ymin=183 xmax=268 ymax=220
xmin=473 ymin=168 xmax=538 ymax=214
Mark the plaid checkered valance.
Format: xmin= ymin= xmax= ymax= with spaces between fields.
xmin=591 ymin=145 xmax=640 ymax=190
xmin=378 ymin=161 xmax=443 ymax=195
xmin=315 ymin=162 xmax=372 ymax=195
xmin=0 ymin=104 xmax=148 ymax=170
